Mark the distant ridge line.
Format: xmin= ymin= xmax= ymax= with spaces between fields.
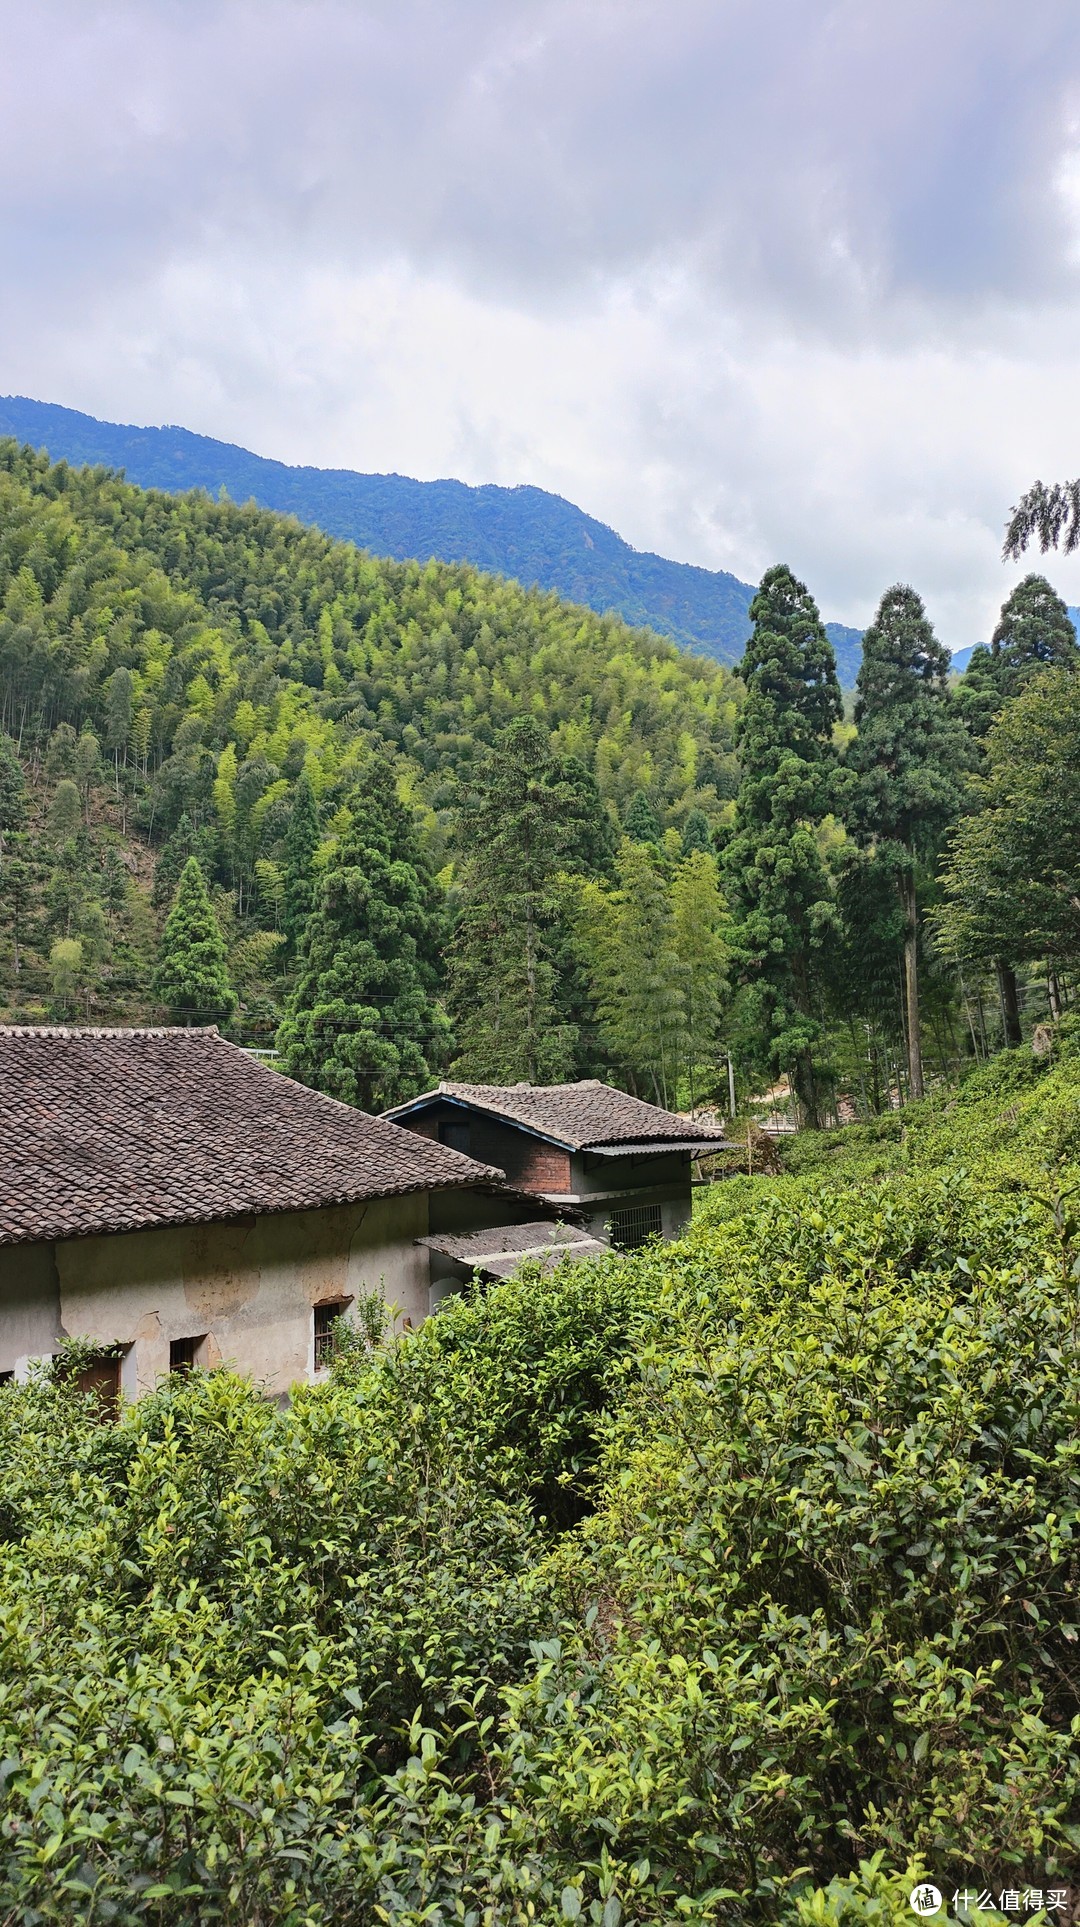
xmin=0 ymin=394 xmax=873 ymax=676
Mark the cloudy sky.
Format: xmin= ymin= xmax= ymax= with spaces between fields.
xmin=5 ymin=0 xmax=1080 ymax=643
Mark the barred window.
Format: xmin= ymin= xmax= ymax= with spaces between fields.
xmin=313 ymin=1302 xmax=346 ymax=1371
xmin=609 ymin=1202 xmax=663 ymax=1250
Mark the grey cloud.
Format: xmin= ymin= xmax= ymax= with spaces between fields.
xmin=4 ymin=0 xmax=1080 ymax=330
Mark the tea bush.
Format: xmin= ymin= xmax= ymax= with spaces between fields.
xmin=2 ymin=1056 xmax=1079 ymax=1920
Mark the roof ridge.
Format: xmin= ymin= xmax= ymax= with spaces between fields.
xmin=0 ymin=1025 xmax=222 ymax=1038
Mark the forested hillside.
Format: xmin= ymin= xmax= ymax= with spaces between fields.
xmin=5 ymin=437 xmax=1080 ymax=1130
xmin=0 ymin=439 xmax=739 ymax=1055
xmin=0 ymin=396 xmax=865 ymax=678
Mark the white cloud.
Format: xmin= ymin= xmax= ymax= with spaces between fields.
xmin=4 ymin=0 xmax=1080 ymax=644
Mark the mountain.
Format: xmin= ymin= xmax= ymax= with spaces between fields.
xmin=0 ymin=395 xmax=865 ymax=683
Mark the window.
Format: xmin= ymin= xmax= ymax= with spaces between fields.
xmin=75 ymin=1352 xmax=123 ymax=1418
xmin=0 ymin=1370 xmax=13 ymax=1387
xmin=609 ymin=1202 xmax=663 ymax=1251
xmin=439 ymin=1120 xmax=472 ymax=1155
xmin=313 ymin=1302 xmax=346 ymax=1371
xmin=169 ymin=1335 xmax=204 ymax=1375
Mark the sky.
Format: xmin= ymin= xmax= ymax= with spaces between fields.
xmin=5 ymin=0 xmax=1080 ymax=645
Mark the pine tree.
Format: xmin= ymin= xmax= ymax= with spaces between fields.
xmin=0 ymin=733 xmax=25 ymax=872
xmin=276 ymin=764 xmax=450 ymax=1110
xmin=556 ymin=756 xmax=617 ymax=879
xmin=623 ymin=789 xmax=662 ymax=844
xmin=991 ymin=573 xmax=1077 ymax=689
xmin=848 ymin=584 xmax=969 ymax=1099
xmin=680 ymin=808 xmax=713 ymax=857
xmin=154 ymin=857 xmax=237 ymax=1026
xmin=282 ymin=768 xmax=320 ymax=954
xmin=723 ymin=564 xmax=842 ymax=1127
xmin=937 ymin=667 xmax=1080 ymax=976
xmin=447 ymin=717 xmax=576 ymax=1083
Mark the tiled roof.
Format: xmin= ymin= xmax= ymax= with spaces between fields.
xmin=385 ymin=1079 xmax=731 ymax=1152
xmin=418 ymin=1221 xmax=609 ymax=1280
xmin=0 ymin=1027 xmax=502 ymax=1247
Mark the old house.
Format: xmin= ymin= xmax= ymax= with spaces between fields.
xmin=0 ymin=1027 xmax=552 ymax=1400
xmin=383 ymin=1079 xmax=731 ymax=1249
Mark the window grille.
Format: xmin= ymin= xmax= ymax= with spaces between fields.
xmin=313 ymin=1302 xmax=345 ymax=1371
xmin=609 ymin=1202 xmax=663 ymax=1250
xmin=439 ymin=1121 xmax=472 ymax=1155
xmin=169 ymin=1335 xmax=203 ymax=1375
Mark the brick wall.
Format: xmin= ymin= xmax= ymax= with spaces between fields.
xmin=398 ymin=1104 xmax=571 ymax=1194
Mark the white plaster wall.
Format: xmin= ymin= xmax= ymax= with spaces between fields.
xmin=0 ymin=1242 xmax=63 ymax=1378
xmin=53 ymin=1192 xmax=431 ymax=1400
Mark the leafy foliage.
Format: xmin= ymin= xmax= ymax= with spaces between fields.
xmin=276 ymin=762 xmax=450 ymax=1108
xmin=153 ymin=856 xmax=236 ymax=1025
xmin=4 ymin=1044 xmax=1080 ymax=1919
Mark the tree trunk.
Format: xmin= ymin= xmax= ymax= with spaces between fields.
xmin=793 ymin=1049 xmax=821 ymax=1131
xmin=995 ymin=960 xmax=1023 ymax=1047
xmin=899 ymin=865 xmax=923 ymax=1101
xmin=1048 ymin=964 xmax=1063 ymax=1021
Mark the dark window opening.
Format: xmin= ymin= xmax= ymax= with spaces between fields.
xmin=438 ymin=1120 xmax=472 ymax=1155
xmin=75 ymin=1352 xmax=122 ymax=1419
xmin=609 ymin=1202 xmax=663 ymax=1251
xmin=0 ymin=1370 xmax=13 ymax=1387
xmin=169 ymin=1335 xmax=204 ymax=1375
xmin=313 ymin=1302 xmax=346 ymax=1371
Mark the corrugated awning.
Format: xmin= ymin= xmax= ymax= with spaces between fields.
xmin=584 ymin=1138 xmax=732 ymax=1157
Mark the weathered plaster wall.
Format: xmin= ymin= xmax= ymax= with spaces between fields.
xmin=0 ymin=1242 xmax=63 ymax=1378
xmin=53 ymin=1192 xmax=430 ymax=1398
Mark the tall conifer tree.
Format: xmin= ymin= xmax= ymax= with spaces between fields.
xmin=448 ymin=717 xmax=576 ymax=1083
xmin=154 ymin=856 xmax=236 ymax=1026
xmin=723 ymin=564 xmax=841 ymax=1127
xmin=955 ymin=575 xmax=1077 ymax=1041
xmin=276 ymin=764 xmax=449 ymax=1110
xmin=848 ymin=585 xmax=967 ymax=1098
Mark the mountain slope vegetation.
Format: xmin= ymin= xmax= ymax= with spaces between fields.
xmin=0 ymin=395 xmax=865 ymax=678
xmin=0 ymin=438 xmax=740 ymax=1028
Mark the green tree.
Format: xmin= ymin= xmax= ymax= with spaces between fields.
xmin=671 ymin=848 xmax=729 ymax=1111
xmin=723 ymin=564 xmax=842 ymax=1127
xmin=555 ymin=755 xmax=617 ymax=880
xmin=104 ymin=665 xmax=134 ymax=788
xmin=74 ymin=728 xmax=102 ymax=825
xmin=276 ymin=765 xmax=450 ymax=1110
xmin=954 ymin=576 xmax=1077 ymax=1043
xmin=49 ymin=778 xmax=82 ymax=844
xmin=0 ymin=843 xmax=31 ymax=973
xmin=49 ymin=936 xmax=84 ymax=1016
xmin=680 ymin=808 xmax=713 ymax=857
xmin=44 ymin=722 xmax=77 ymax=781
xmin=282 ymin=768 xmax=320 ymax=955
xmin=572 ymin=839 xmax=685 ymax=1106
xmin=154 ymin=856 xmax=237 ymax=1026
xmin=623 ymin=789 xmax=661 ymax=844
xmin=0 ymin=732 xmax=25 ymax=872
xmin=991 ymin=572 xmax=1077 ymax=689
xmin=847 ymin=584 xmax=969 ymax=1100
xmin=937 ymin=667 xmax=1080 ymax=974
xmin=448 ymin=717 xmax=576 ymax=1083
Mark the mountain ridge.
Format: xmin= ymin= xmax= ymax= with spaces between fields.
xmin=0 ymin=394 xmax=867 ymax=681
